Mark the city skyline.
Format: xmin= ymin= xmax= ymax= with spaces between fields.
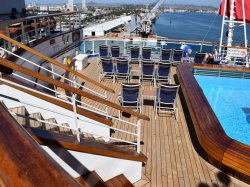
xmin=25 ymin=0 xmax=221 ymax=7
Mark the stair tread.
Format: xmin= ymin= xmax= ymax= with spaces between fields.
xmin=29 ymin=113 xmax=45 ymax=129
xmin=105 ymin=174 xmax=134 ymax=187
xmin=44 ymin=118 xmax=60 ymax=132
xmin=79 ymin=171 xmax=107 ymax=187
xmin=8 ymin=106 xmax=27 ymax=125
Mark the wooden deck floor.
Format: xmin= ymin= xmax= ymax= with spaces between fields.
xmin=80 ymin=59 xmax=250 ymax=187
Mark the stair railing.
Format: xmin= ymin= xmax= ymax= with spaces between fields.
xmin=0 ymin=102 xmax=82 ymax=186
xmin=0 ymin=86 xmax=138 ymax=148
xmin=0 ymin=58 xmax=149 ymax=152
xmin=0 ymin=33 xmax=115 ymax=94
xmin=0 ymin=34 xmax=150 ymax=153
xmin=0 ymin=46 xmax=107 ymax=99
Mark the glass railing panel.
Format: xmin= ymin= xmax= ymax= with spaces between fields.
xmin=84 ymin=40 xmax=93 ymax=54
xmin=93 ymin=40 xmax=106 ymax=54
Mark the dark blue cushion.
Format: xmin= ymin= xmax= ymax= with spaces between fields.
xmin=123 ymin=88 xmax=139 ymax=102
xmin=158 ymin=66 xmax=170 ymax=77
xmin=157 ymin=88 xmax=176 ymax=103
xmin=117 ymin=63 xmax=128 ymax=73
xmin=142 ymin=65 xmax=154 ymax=76
xmin=131 ymin=48 xmax=140 ymax=59
xmin=100 ymin=46 xmax=108 ymax=57
xmin=173 ymin=51 xmax=183 ymax=61
xmin=161 ymin=50 xmax=171 ymax=61
xmin=142 ymin=48 xmax=151 ymax=60
xmin=111 ymin=47 xmax=120 ymax=57
xmin=102 ymin=61 xmax=113 ymax=73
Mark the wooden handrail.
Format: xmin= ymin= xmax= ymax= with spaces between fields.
xmin=177 ymin=63 xmax=250 ymax=180
xmin=0 ymin=59 xmax=150 ymax=121
xmin=0 ymin=12 xmax=81 ymax=30
xmin=0 ymin=103 xmax=81 ymax=186
xmin=1 ymin=76 xmax=113 ymax=126
xmin=0 ymin=33 xmax=115 ymax=94
xmin=220 ymin=45 xmax=250 ymax=50
xmin=25 ymin=126 xmax=148 ymax=162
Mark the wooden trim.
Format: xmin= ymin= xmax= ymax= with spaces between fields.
xmin=25 ymin=126 xmax=148 ymax=162
xmin=177 ymin=63 xmax=250 ymax=178
xmin=0 ymin=103 xmax=81 ymax=186
xmin=0 ymin=12 xmax=80 ymax=30
xmin=105 ymin=174 xmax=134 ymax=187
xmin=0 ymin=58 xmax=149 ymax=121
xmin=1 ymin=76 xmax=113 ymax=127
xmin=0 ymin=33 xmax=115 ymax=94
xmin=193 ymin=64 xmax=250 ymax=73
xmin=220 ymin=45 xmax=250 ymax=50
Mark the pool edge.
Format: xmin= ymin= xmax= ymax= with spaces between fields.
xmin=177 ymin=63 xmax=250 ymax=184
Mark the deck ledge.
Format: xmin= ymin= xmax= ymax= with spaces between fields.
xmin=177 ymin=63 xmax=250 ymax=183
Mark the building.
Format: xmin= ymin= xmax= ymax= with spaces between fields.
xmin=67 ymin=0 xmax=74 ymax=11
xmin=83 ymin=16 xmax=131 ymax=37
xmin=82 ymin=0 xmax=86 ymax=11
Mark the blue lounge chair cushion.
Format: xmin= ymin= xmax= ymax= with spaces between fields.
xmin=123 ymin=87 xmax=139 ymax=101
xmin=158 ymin=66 xmax=170 ymax=77
xmin=157 ymin=88 xmax=176 ymax=103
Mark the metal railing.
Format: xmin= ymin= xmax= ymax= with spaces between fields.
xmin=0 ymin=76 xmax=142 ymax=152
xmin=0 ymin=44 xmax=145 ymax=153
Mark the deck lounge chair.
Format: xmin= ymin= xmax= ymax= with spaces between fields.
xmin=116 ymin=58 xmax=132 ymax=83
xmin=111 ymin=46 xmax=120 ymax=59
xmin=130 ymin=46 xmax=141 ymax=65
xmin=156 ymin=62 xmax=171 ymax=84
xmin=155 ymin=84 xmax=179 ymax=120
xmin=193 ymin=52 xmax=207 ymax=64
xmin=172 ymin=49 xmax=184 ymax=65
xmin=140 ymin=60 xmax=156 ymax=86
xmin=142 ymin=47 xmax=152 ymax=61
xmin=119 ymin=83 xmax=141 ymax=116
xmin=99 ymin=45 xmax=109 ymax=58
xmin=160 ymin=49 xmax=172 ymax=63
xmin=99 ymin=58 xmax=116 ymax=83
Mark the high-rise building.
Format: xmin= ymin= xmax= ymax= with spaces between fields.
xmin=67 ymin=0 xmax=74 ymax=11
xmin=82 ymin=0 xmax=87 ymax=11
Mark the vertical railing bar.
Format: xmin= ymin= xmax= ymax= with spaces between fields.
xmin=137 ymin=119 xmax=141 ymax=153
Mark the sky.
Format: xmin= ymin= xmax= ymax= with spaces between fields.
xmin=25 ymin=0 xmax=221 ymax=7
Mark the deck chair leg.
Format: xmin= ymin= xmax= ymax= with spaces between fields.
xmin=175 ymin=108 xmax=179 ymax=122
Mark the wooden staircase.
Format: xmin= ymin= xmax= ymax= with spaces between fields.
xmin=7 ymin=104 xmax=146 ymax=186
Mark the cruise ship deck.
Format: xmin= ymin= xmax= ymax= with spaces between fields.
xmin=79 ymin=58 xmax=250 ymax=187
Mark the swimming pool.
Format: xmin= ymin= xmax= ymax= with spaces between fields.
xmin=195 ymin=75 xmax=250 ymax=146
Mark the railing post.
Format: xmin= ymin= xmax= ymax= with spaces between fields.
xmin=50 ymin=64 xmax=57 ymax=92
xmin=104 ymin=91 xmax=108 ymax=115
xmin=200 ymin=43 xmax=203 ymax=52
xmin=72 ymin=94 xmax=80 ymax=142
xmin=92 ymin=40 xmax=94 ymax=55
xmin=137 ymin=119 xmax=141 ymax=153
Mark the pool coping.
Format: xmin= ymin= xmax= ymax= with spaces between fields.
xmin=177 ymin=63 xmax=250 ymax=183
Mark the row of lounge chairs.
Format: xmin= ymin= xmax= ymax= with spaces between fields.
xmin=99 ymin=45 xmax=221 ymax=65
xmin=99 ymin=45 xmax=185 ymax=65
xmin=99 ymin=58 xmax=171 ymax=85
xmin=119 ymin=83 xmax=179 ymax=120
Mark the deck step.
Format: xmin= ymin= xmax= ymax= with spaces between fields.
xmin=78 ymin=171 xmax=107 ymax=187
xmin=29 ymin=113 xmax=46 ymax=130
xmin=8 ymin=106 xmax=27 ymax=126
xmin=105 ymin=174 xmax=134 ymax=187
xmin=59 ymin=123 xmax=74 ymax=135
xmin=44 ymin=118 xmax=60 ymax=132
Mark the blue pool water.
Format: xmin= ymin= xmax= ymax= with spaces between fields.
xmin=195 ymin=75 xmax=250 ymax=146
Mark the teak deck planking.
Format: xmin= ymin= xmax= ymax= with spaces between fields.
xmin=80 ymin=60 xmax=250 ymax=187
